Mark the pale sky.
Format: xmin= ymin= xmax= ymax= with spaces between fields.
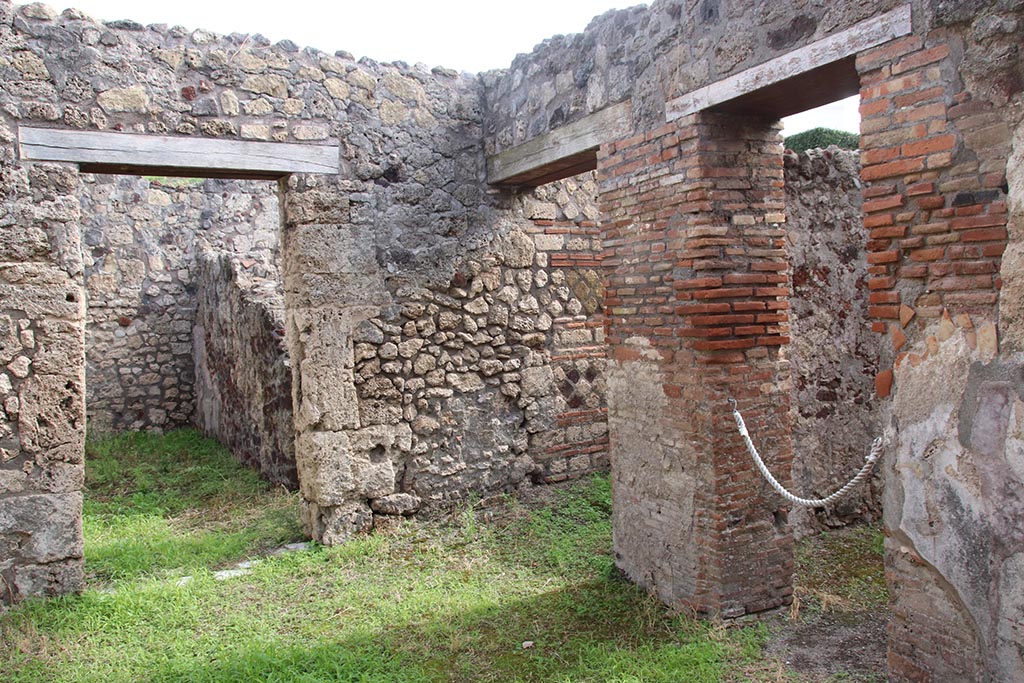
xmin=52 ymin=0 xmax=859 ymax=135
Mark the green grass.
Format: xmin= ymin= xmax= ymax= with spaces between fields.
xmin=794 ymin=525 xmax=888 ymax=612
xmin=82 ymin=429 xmax=303 ymax=584
xmin=145 ymin=176 xmax=206 ymax=188
xmin=1 ymin=430 xmax=886 ymax=682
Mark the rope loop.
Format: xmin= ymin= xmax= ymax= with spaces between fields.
xmin=729 ymin=398 xmax=882 ymax=508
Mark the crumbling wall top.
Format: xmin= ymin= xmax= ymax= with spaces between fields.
xmin=482 ymin=0 xmax=911 ymax=157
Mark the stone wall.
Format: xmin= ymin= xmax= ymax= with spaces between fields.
xmin=194 ymin=252 xmax=294 ymax=488
xmin=3 ymin=1 xmax=1023 ymax=678
xmin=287 ymin=171 xmax=607 ymax=538
xmin=0 ymin=153 xmax=84 ymax=603
xmin=784 ymin=148 xmax=882 ymax=537
xmin=0 ymin=0 xmax=494 ymax=602
xmin=80 ymin=175 xmax=279 ymax=433
xmin=481 ymin=0 xmax=906 ymax=153
xmin=853 ymin=5 xmax=1024 ymax=680
xmin=0 ymin=0 xmax=614 ymax=559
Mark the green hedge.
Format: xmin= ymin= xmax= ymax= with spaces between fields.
xmin=784 ymin=127 xmax=859 ymax=153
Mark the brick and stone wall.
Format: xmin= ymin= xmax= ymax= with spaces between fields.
xmin=80 ymin=175 xmax=279 ymax=434
xmin=853 ymin=6 xmax=1024 ymax=681
xmin=784 ymin=148 xmax=882 ymax=537
xmin=599 ymin=113 xmax=794 ymax=618
xmin=285 ymin=171 xmax=607 ymax=538
xmin=193 ymin=252 xmax=294 ymax=489
xmin=3 ymin=0 xmax=1024 ymax=679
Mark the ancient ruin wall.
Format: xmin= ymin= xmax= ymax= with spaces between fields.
xmin=80 ymin=175 xmax=279 ymax=433
xmin=784 ymin=148 xmax=882 ymax=536
xmin=854 ymin=5 xmax=1024 ymax=680
xmin=194 ymin=252 xmax=294 ymax=488
xmin=0 ymin=0 xmax=491 ymax=600
xmin=0 ymin=155 xmax=85 ymax=602
xmin=481 ymin=0 xmax=907 ymax=154
xmin=289 ymin=171 xmax=607 ymax=538
xmin=0 ymin=0 xmax=613 ymax=580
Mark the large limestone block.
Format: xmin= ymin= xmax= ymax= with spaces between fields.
xmin=282 ymin=223 xmax=389 ymax=309
xmin=289 ymin=309 xmax=360 ymax=432
xmin=30 ymin=319 xmax=83 ymax=376
xmin=296 ymin=430 xmax=358 ymax=505
xmin=295 ymin=427 xmax=404 ymax=505
xmin=0 ymin=263 xmax=84 ymax=320
xmin=10 ymin=558 xmax=83 ymax=599
xmin=301 ymin=499 xmax=372 ymax=545
xmin=0 ymin=492 xmax=83 ymax=564
xmin=17 ymin=374 xmax=85 ymax=454
xmin=282 ymin=224 xmax=368 ymax=275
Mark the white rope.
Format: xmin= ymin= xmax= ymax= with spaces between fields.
xmin=728 ymin=398 xmax=882 ymax=508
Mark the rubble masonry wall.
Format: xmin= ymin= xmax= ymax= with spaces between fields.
xmin=193 ymin=251 xmax=294 ymax=489
xmin=784 ymin=148 xmax=882 ymax=537
xmin=80 ymin=175 xmax=279 ymax=434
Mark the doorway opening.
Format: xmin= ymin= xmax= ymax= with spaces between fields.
xmin=78 ymin=172 xmax=302 ymax=587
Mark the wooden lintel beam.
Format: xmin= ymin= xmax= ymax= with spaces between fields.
xmin=19 ymin=127 xmax=339 ymax=176
xmin=487 ymin=101 xmax=632 ymax=187
xmin=666 ymin=4 xmax=912 ymax=121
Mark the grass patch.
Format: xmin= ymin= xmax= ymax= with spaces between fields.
xmin=1 ymin=430 xmax=887 ymax=682
xmin=145 ymin=175 xmax=206 ymax=188
xmin=794 ymin=525 xmax=888 ymax=613
xmin=82 ymin=429 xmax=303 ymax=584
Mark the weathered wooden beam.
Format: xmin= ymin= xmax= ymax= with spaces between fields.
xmin=666 ymin=4 xmax=913 ymax=120
xmin=487 ymin=101 xmax=632 ymax=187
xmin=18 ymin=127 xmax=339 ymax=177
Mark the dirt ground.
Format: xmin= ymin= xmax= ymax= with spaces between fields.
xmin=767 ymin=608 xmax=888 ymax=682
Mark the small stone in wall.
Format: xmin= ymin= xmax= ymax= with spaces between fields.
xmin=978 ymin=322 xmax=998 ymax=363
xmin=21 ymin=3 xmax=58 ymax=20
xmin=500 ymin=230 xmax=535 ymax=268
xmin=449 ymin=372 xmax=485 ymax=393
xmin=12 ymin=51 xmax=50 ymax=81
xmin=96 ymin=86 xmax=150 ymax=113
xmin=7 ymin=356 xmax=31 ymax=379
xmin=398 ymin=339 xmax=424 ymax=358
xmin=293 ymin=124 xmax=328 ymax=141
xmin=243 ymin=98 xmax=275 ymax=116
xmin=412 ymin=354 xmax=436 ymax=375
xmin=370 ymin=493 xmax=421 ymax=516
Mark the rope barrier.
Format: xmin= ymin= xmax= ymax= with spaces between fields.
xmin=728 ymin=398 xmax=883 ymax=508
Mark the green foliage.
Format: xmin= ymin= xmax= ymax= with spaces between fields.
xmin=144 ymin=175 xmax=205 ymax=187
xmin=784 ymin=127 xmax=859 ymax=153
xmin=1 ymin=431 xmax=886 ymax=683
xmin=82 ymin=429 xmax=303 ymax=583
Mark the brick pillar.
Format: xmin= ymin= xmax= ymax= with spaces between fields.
xmin=598 ymin=111 xmax=793 ymax=618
